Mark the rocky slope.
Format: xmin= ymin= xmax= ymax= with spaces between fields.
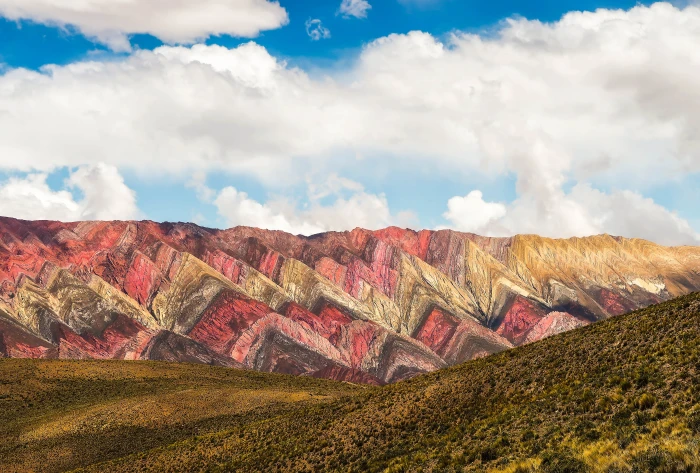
xmin=0 ymin=217 xmax=698 ymax=384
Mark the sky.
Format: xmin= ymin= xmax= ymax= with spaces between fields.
xmin=0 ymin=0 xmax=699 ymax=246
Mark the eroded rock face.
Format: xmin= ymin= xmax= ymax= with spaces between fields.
xmin=523 ymin=312 xmax=586 ymax=345
xmin=0 ymin=217 xmax=698 ymax=384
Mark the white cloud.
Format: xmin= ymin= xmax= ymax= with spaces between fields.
xmin=186 ymin=171 xmax=216 ymax=202
xmin=339 ymin=0 xmax=372 ymax=19
xmin=214 ymin=176 xmax=416 ymax=234
xmin=442 ymin=191 xmax=506 ymax=233
xmin=1 ymin=4 xmax=700 ymax=240
xmin=68 ymin=163 xmax=140 ymax=221
xmin=305 ymin=18 xmax=331 ymax=41
xmin=443 ymin=185 xmax=700 ymax=246
xmin=2 ymin=3 xmax=698 ymax=184
xmin=0 ymin=164 xmax=139 ymax=221
xmin=0 ymin=0 xmax=288 ymax=51
xmin=0 ymin=174 xmax=79 ymax=221
xmin=215 ymin=187 xmax=324 ymax=235
xmin=567 ymin=185 xmax=700 ymax=246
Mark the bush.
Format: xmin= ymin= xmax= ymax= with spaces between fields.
xmin=604 ymin=466 xmax=632 ymax=473
xmin=630 ymin=447 xmax=689 ymax=472
xmin=575 ymin=420 xmax=600 ymax=441
xmin=612 ymin=409 xmax=632 ymax=427
xmin=637 ymin=393 xmax=656 ymax=411
xmin=616 ymin=429 xmax=637 ymax=449
xmin=480 ymin=446 xmax=499 ymax=462
xmin=539 ymin=451 xmax=591 ymax=473
xmin=688 ymin=411 xmax=700 ymax=434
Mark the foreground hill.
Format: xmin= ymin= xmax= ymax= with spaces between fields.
xmin=1 ymin=293 xmax=699 ymax=472
xmin=1 ymin=216 xmax=699 ymax=384
xmin=0 ymin=360 xmax=362 ymax=473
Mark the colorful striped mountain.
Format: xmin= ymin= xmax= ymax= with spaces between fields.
xmin=1 ymin=217 xmax=698 ymax=384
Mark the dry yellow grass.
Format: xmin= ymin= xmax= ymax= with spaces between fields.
xmin=0 ymin=359 xmax=359 ymax=473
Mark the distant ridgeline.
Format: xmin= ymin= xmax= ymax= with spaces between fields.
xmin=1 ymin=216 xmax=699 ymax=384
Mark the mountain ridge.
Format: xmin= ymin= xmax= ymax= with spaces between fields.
xmin=1 ymin=216 xmax=699 ymax=384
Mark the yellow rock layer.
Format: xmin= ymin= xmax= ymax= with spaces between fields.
xmin=87 ymin=275 xmax=160 ymax=329
xmin=278 ymin=258 xmax=402 ymax=331
xmin=504 ymin=234 xmax=700 ymax=313
xmin=151 ymin=253 xmax=243 ymax=333
xmin=236 ymin=265 xmax=291 ymax=313
xmin=393 ymin=253 xmax=482 ymax=335
xmin=13 ymin=280 xmax=61 ymax=336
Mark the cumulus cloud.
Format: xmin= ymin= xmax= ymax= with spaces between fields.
xmin=214 ymin=175 xmax=416 ymax=234
xmin=68 ymin=164 xmax=140 ymax=220
xmin=186 ymin=171 xmax=216 ymax=203
xmin=1 ymin=3 xmax=700 ymax=240
xmin=0 ymin=0 xmax=288 ymax=51
xmin=0 ymin=174 xmax=80 ymax=221
xmin=305 ymin=19 xmax=331 ymax=41
xmin=444 ymin=185 xmax=700 ymax=246
xmin=442 ymin=191 xmax=506 ymax=234
xmin=339 ymin=0 xmax=372 ymax=19
xmin=4 ymin=5 xmax=700 ymax=180
xmin=2 ymin=3 xmax=698 ymax=182
xmin=0 ymin=164 xmax=140 ymax=221
xmin=215 ymin=187 xmax=324 ymax=235
xmin=568 ymin=185 xmax=700 ymax=246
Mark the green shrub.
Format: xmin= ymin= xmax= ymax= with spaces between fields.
xmin=629 ymin=447 xmax=689 ymax=472
xmin=539 ymin=451 xmax=590 ymax=473
xmin=480 ymin=446 xmax=499 ymax=462
xmin=637 ymin=393 xmax=656 ymax=411
xmin=575 ymin=420 xmax=600 ymax=441
xmin=688 ymin=411 xmax=700 ymax=434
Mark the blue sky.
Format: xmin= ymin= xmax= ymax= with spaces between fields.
xmin=0 ymin=1 xmax=645 ymax=70
xmin=0 ymin=0 xmax=699 ymax=245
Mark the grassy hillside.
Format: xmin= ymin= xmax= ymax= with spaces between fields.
xmin=0 ymin=360 xmax=362 ymax=473
xmin=2 ymin=293 xmax=700 ymax=472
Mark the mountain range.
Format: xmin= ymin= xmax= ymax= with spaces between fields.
xmin=1 ymin=216 xmax=699 ymax=384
